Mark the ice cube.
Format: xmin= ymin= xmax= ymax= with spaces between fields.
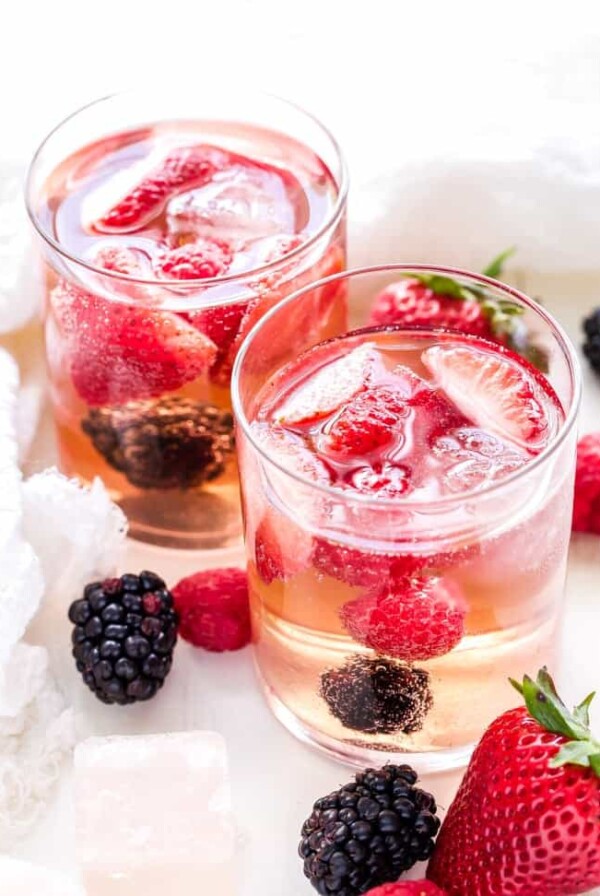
xmin=0 ymin=856 xmax=84 ymax=895
xmin=75 ymin=731 xmax=236 ymax=895
xmin=434 ymin=427 xmax=528 ymax=494
xmin=21 ymin=469 xmax=128 ymax=603
xmin=167 ymin=162 xmax=298 ymax=244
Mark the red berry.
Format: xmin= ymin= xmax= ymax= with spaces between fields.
xmin=51 ymin=279 xmax=216 ymax=406
xmin=155 ymin=237 xmax=233 ymax=280
xmin=188 ymin=300 xmax=252 ymax=387
xmin=347 ymin=463 xmax=412 ymax=497
xmin=340 ymin=576 xmax=466 ymax=661
xmin=323 ymin=386 xmax=410 ymax=457
xmin=94 ymin=145 xmax=226 ymax=232
xmin=369 ymin=279 xmax=494 ymax=340
xmin=427 ymin=670 xmax=600 ymax=896
xmin=171 ymin=567 xmax=250 ymax=652
xmin=573 ymin=433 xmax=600 ymax=534
xmin=422 ymin=342 xmax=556 ymax=451
xmin=365 ymin=882 xmax=447 ymax=896
xmin=254 ymin=512 xmax=313 ymax=584
xmin=274 ymin=341 xmax=379 ymax=426
xmin=94 ymin=245 xmax=141 ymax=275
xmin=313 ymin=538 xmax=427 ymax=589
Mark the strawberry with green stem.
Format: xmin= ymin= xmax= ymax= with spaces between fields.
xmin=427 ymin=668 xmax=600 ymax=896
xmin=369 ymin=248 xmax=549 ymax=370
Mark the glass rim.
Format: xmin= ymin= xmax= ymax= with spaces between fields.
xmin=24 ymin=87 xmax=349 ymax=289
xmin=232 ymin=263 xmax=582 ymax=510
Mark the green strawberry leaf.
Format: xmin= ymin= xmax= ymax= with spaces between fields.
xmin=550 ymin=740 xmax=600 ymax=769
xmin=481 ymin=246 xmax=517 ymax=279
xmin=573 ymin=691 xmax=596 ymax=728
xmin=512 ymin=669 xmax=600 ymax=778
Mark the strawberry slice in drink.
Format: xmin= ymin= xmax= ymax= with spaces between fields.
xmin=92 ymin=145 xmax=229 ymax=233
xmin=274 ymin=342 xmax=379 ymax=426
xmin=422 ymin=341 xmax=556 ymax=452
xmin=52 ymin=280 xmax=216 ymax=406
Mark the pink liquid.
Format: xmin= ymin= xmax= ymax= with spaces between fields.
xmin=37 ymin=122 xmax=346 ymax=547
xmin=240 ymin=329 xmax=572 ymax=767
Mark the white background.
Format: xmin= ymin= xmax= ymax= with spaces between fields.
xmin=3 ymin=3 xmax=600 ymax=893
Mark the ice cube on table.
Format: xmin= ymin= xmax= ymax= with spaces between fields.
xmin=0 ymin=856 xmax=84 ymax=895
xmin=75 ymin=731 xmax=236 ymax=895
xmin=166 ymin=162 xmax=299 ymax=245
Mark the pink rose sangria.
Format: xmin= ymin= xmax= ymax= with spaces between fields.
xmin=26 ymin=89 xmax=347 ymax=548
xmin=233 ymin=265 xmax=580 ymax=771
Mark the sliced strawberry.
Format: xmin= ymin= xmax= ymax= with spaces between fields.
xmin=93 ymin=145 xmax=227 ymax=233
xmin=51 ymin=280 xmax=216 ymax=406
xmin=422 ymin=343 xmax=553 ymax=451
xmin=322 ymin=386 xmax=410 ymax=457
xmin=154 ymin=236 xmax=233 ymax=280
xmin=274 ymin=342 xmax=378 ymax=426
xmin=340 ymin=575 xmax=467 ymax=661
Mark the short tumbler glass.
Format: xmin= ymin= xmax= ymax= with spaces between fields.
xmin=232 ymin=265 xmax=581 ymax=772
xmin=26 ymin=88 xmax=347 ymax=549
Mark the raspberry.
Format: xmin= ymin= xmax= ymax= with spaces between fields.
xmin=365 ymin=883 xmax=447 ymax=896
xmin=171 ymin=567 xmax=250 ymax=652
xmin=340 ymin=576 xmax=467 ymax=661
xmin=155 ymin=237 xmax=233 ymax=280
xmin=369 ymin=279 xmax=494 ymax=339
xmin=95 ymin=245 xmax=141 ymax=275
xmin=323 ymin=386 xmax=410 ymax=457
xmin=573 ymin=433 xmax=600 ymax=534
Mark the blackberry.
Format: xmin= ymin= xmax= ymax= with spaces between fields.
xmin=583 ymin=308 xmax=600 ymax=374
xmin=299 ymin=764 xmax=440 ymax=896
xmin=82 ymin=396 xmax=235 ymax=490
xmin=68 ymin=571 xmax=179 ymax=705
xmin=320 ymin=657 xmax=432 ymax=735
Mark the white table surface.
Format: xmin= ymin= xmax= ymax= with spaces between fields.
xmin=9 ymin=272 xmax=600 ymax=894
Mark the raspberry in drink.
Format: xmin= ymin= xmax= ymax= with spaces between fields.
xmin=27 ymin=90 xmax=347 ymax=548
xmin=233 ymin=266 xmax=580 ymax=770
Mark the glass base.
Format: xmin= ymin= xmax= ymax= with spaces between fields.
xmin=262 ymin=678 xmax=476 ymax=775
xmin=120 ymin=488 xmax=242 ymax=550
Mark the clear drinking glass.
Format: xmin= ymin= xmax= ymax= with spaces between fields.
xmin=232 ymin=264 xmax=581 ymax=772
xmin=26 ymin=88 xmax=348 ymax=549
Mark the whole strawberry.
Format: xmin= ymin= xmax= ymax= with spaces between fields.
xmin=427 ymin=669 xmax=600 ymax=896
xmin=368 ymin=250 xmax=547 ymax=371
